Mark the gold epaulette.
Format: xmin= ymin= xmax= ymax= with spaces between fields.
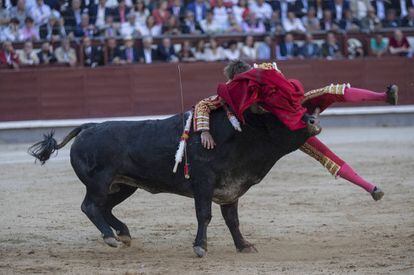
xmin=253 ymin=62 xmax=281 ymax=72
xmin=302 ymin=83 xmax=350 ymax=104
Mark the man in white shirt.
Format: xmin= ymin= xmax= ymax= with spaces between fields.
xmin=18 ymin=41 xmax=39 ymax=65
xmin=283 ymin=11 xmax=306 ymax=32
xmin=120 ymin=13 xmax=139 ymax=37
xmin=95 ymin=0 xmax=107 ymax=28
xmin=250 ymin=0 xmax=273 ymax=21
xmin=139 ymin=36 xmax=157 ymax=64
xmin=30 ymin=0 xmax=51 ymax=26
xmin=200 ymin=10 xmax=220 ymax=34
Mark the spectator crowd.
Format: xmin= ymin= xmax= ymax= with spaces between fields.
xmin=0 ymin=0 xmax=413 ymax=68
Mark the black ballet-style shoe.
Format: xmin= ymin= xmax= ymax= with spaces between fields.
xmin=386 ymin=84 xmax=398 ymax=105
xmin=371 ymin=186 xmax=384 ymax=201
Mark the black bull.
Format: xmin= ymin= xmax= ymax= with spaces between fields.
xmin=29 ymin=109 xmax=310 ymax=257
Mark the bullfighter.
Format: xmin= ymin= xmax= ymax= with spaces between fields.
xmin=193 ymin=60 xmax=398 ymax=201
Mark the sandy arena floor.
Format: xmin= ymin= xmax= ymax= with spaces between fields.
xmin=0 ymin=127 xmax=413 ymax=274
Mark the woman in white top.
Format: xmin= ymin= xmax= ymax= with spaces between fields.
xmin=213 ymin=0 xmax=230 ymax=28
xmin=204 ymin=38 xmax=225 ymax=61
xmin=133 ymin=1 xmax=150 ymax=28
xmin=194 ymin=40 xmax=207 ymax=61
xmin=223 ymin=40 xmax=241 ymax=60
xmin=240 ymin=35 xmax=256 ymax=60
xmin=200 ymin=11 xmax=220 ymax=34
xmin=138 ymin=15 xmax=162 ymax=36
xmin=232 ymin=0 xmax=249 ymax=24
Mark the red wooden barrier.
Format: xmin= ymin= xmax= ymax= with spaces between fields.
xmin=0 ymin=58 xmax=413 ymax=122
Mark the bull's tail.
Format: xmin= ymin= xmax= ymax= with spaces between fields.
xmin=28 ymin=123 xmax=97 ymax=165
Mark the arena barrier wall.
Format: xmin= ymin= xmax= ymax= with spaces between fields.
xmin=1 ymin=58 xmax=413 ymax=122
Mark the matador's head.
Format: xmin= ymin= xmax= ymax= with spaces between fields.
xmin=223 ymin=60 xmax=251 ymax=81
xmin=224 ymin=60 xmax=283 ymax=82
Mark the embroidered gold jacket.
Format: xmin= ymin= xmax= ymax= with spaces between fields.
xmin=193 ymin=83 xmax=350 ymax=176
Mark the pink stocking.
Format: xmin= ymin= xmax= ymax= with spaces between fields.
xmin=306 ymin=137 xmax=376 ymax=193
xmin=344 ymin=87 xmax=387 ymax=103
xmin=337 ymin=164 xmax=376 ymax=193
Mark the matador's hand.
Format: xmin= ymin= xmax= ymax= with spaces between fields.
xmin=201 ymin=131 xmax=216 ymax=150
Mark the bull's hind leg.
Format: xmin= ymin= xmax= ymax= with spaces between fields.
xmin=81 ymin=192 xmax=118 ymax=247
xmin=221 ymin=200 xmax=257 ymax=253
xmin=102 ymin=185 xmax=138 ymax=246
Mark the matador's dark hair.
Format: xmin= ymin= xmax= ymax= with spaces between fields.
xmin=223 ymin=59 xmax=251 ymax=81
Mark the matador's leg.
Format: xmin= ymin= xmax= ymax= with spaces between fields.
xmin=300 ymin=136 xmax=384 ymax=201
xmin=302 ymin=84 xmax=398 ymax=114
xmin=344 ymin=85 xmax=398 ymax=105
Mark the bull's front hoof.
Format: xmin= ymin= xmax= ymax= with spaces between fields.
xmin=104 ymin=237 xmax=118 ymax=248
xmin=117 ymin=235 xmax=132 ymax=247
xmin=238 ymin=244 xmax=258 ymax=253
xmin=193 ymin=246 xmax=207 ymax=258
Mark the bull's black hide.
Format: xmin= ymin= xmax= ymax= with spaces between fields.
xmin=29 ymin=109 xmax=309 ymax=257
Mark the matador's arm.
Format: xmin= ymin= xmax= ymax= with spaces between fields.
xmin=193 ymin=95 xmax=226 ymax=132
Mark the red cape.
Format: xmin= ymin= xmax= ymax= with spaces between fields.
xmin=217 ymin=68 xmax=307 ymax=130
